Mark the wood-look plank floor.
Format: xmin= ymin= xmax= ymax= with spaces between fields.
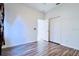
xmin=2 ymin=41 xmax=79 ymax=56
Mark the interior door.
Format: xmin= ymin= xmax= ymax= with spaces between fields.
xmin=49 ymin=16 xmax=62 ymax=44
xmin=37 ymin=19 xmax=48 ymax=41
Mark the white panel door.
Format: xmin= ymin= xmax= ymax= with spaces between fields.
xmin=37 ymin=19 xmax=48 ymax=41
xmin=50 ymin=17 xmax=62 ymax=44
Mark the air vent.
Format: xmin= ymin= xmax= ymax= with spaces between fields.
xmin=56 ymin=3 xmax=60 ymax=5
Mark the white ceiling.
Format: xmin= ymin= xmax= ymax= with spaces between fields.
xmin=25 ymin=3 xmax=59 ymax=13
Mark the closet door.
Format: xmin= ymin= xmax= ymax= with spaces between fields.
xmin=50 ymin=16 xmax=62 ymax=44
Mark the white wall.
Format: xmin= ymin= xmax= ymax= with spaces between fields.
xmin=3 ymin=3 xmax=43 ymax=48
xmin=46 ymin=3 xmax=79 ymax=50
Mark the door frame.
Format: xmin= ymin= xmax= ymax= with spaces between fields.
xmin=48 ymin=18 xmax=53 ymax=42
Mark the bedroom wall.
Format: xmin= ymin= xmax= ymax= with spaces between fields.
xmin=3 ymin=3 xmax=43 ymax=48
xmin=46 ymin=3 xmax=79 ymax=50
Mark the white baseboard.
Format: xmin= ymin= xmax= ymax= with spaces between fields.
xmin=2 ymin=41 xmax=37 ymax=49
